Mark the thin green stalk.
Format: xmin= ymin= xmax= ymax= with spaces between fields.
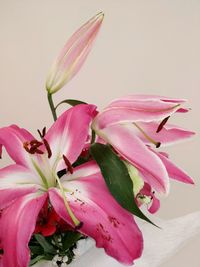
xmin=47 ymin=93 xmax=57 ymax=121
xmin=91 ymin=130 xmax=96 ymax=144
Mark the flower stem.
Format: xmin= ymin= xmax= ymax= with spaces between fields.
xmin=47 ymin=93 xmax=57 ymax=121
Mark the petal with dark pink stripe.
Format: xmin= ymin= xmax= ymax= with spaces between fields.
xmin=0 ymin=192 xmax=47 ymax=267
xmin=49 ymin=162 xmax=143 ymax=265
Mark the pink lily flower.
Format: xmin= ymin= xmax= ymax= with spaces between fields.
xmin=46 ymin=12 xmax=104 ymax=94
xmin=92 ymin=95 xmax=195 ymax=194
xmin=0 ymin=104 xmax=143 ymax=267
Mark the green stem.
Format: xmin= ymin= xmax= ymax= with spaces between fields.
xmin=91 ymin=130 xmax=96 ymax=144
xmin=47 ymin=93 xmax=57 ymax=121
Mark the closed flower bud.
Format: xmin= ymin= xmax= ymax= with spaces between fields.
xmin=46 ymin=12 xmax=104 ymax=94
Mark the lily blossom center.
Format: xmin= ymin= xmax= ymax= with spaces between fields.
xmin=23 ymin=138 xmax=61 ymax=190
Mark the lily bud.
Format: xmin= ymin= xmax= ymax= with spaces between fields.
xmin=46 ymin=12 xmax=104 ymax=94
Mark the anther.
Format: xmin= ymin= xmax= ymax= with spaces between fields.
xmin=37 ymin=127 xmax=46 ymax=139
xmin=34 ymin=148 xmax=44 ymax=154
xmin=23 ymin=142 xmax=31 ymax=153
xmin=63 ymin=155 xmax=74 ymax=174
xmin=156 ymin=116 xmax=170 ymax=133
xmin=30 ymin=140 xmax=43 ymax=154
xmin=23 ymin=140 xmax=44 ymax=155
xmin=30 ymin=140 xmax=43 ymax=146
xmin=43 ymin=139 xmax=52 ymax=158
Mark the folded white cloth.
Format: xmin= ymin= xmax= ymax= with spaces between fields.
xmin=34 ymin=211 xmax=200 ymax=267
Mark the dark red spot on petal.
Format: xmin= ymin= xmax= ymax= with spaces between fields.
xmin=108 ymin=216 xmax=120 ymax=228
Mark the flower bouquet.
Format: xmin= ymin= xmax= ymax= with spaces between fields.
xmin=0 ymin=12 xmax=198 ymax=267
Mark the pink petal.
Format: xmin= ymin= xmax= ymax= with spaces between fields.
xmin=45 ymin=104 xmax=96 ymax=170
xmin=94 ymin=99 xmax=182 ymax=130
xmin=148 ymin=197 xmax=160 ymax=214
xmin=176 ymin=107 xmax=190 ymax=113
xmin=134 ymin=122 xmax=195 ymax=147
xmin=46 ymin=12 xmax=104 ymax=93
xmin=151 ymin=149 xmax=194 ymax=184
xmin=0 ymin=164 xmax=43 ymax=209
xmin=0 ymin=125 xmax=35 ymax=168
xmin=0 ymin=192 xmax=47 ymax=267
xmin=61 ymin=160 xmax=100 ymax=181
xmin=96 ymin=124 xmax=169 ymax=194
xmin=49 ymin=162 xmax=143 ymax=265
xmin=108 ymin=95 xmax=187 ymax=106
xmin=138 ymin=183 xmax=160 ymax=214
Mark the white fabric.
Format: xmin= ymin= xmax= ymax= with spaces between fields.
xmin=34 ymin=211 xmax=200 ymax=267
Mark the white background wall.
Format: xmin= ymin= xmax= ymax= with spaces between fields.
xmin=0 ymin=1 xmax=199 ymax=266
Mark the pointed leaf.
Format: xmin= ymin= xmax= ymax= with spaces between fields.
xmin=90 ymin=143 xmax=156 ymax=226
xmin=62 ymin=231 xmax=82 ymax=250
xmin=34 ymin=234 xmax=56 ymax=254
xmin=29 ymin=255 xmax=45 ymax=266
xmin=55 ymin=99 xmax=87 ymax=110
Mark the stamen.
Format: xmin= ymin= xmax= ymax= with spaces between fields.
xmin=42 ymin=127 xmax=46 ymax=137
xmin=37 ymin=127 xmax=46 ymax=139
xmin=30 ymin=140 xmax=43 ymax=146
xmin=23 ymin=142 xmax=31 ymax=153
xmin=133 ymin=123 xmax=161 ymax=148
xmin=63 ymin=155 xmax=74 ymax=174
xmin=23 ymin=138 xmax=53 ymax=158
xmin=55 ymin=174 xmax=81 ymax=228
xmin=23 ymin=140 xmax=44 ymax=155
xmin=34 ymin=148 xmax=44 ymax=154
xmin=43 ymin=139 xmax=52 ymax=158
xmin=30 ymin=140 xmax=43 ymax=154
xmin=156 ymin=116 xmax=170 ymax=133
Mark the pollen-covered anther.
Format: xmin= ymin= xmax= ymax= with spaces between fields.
xmin=43 ymin=139 xmax=52 ymax=158
xmin=23 ymin=140 xmax=44 ymax=155
xmin=63 ymin=155 xmax=74 ymax=174
xmin=37 ymin=127 xmax=46 ymax=139
xmin=156 ymin=116 xmax=170 ymax=133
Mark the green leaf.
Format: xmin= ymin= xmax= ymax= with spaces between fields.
xmin=43 ymin=254 xmax=55 ymax=261
xmin=34 ymin=234 xmax=56 ymax=254
xmin=90 ymin=143 xmax=156 ymax=226
xmin=73 ymin=156 xmax=89 ymax=168
xmin=29 ymin=255 xmax=44 ymax=266
xmin=29 ymin=245 xmax=44 ymax=255
xmin=55 ymin=99 xmax=87 ymax=110
xmin=62 ymin=231 xmax=82 ymax=251
xmin=91 ymin=130 xmax=96 ymax=144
